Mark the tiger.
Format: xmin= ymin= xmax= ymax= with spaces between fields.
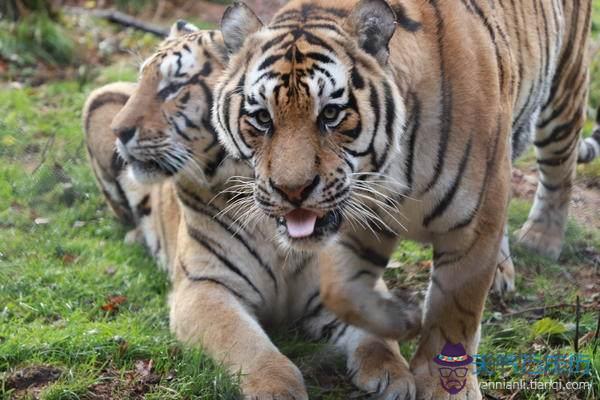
xmin=84 ymin=20 xmax=422 ymax=400
xmin=212 ymin=0 xmax=597 ymax=398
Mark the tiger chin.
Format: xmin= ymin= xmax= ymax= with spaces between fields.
xmin=85 ymin=19 xmax=420 ymax=400
xmin=213 ymin=0 xmax=597 ymax=398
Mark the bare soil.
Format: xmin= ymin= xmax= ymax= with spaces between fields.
xmin=4 ymin=365 xmax=62 ymax=399
xmin=511 ymin=166 xmax=600 ymax=231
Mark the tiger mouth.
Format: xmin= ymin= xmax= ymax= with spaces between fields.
xmin=276 ymin=209 xmax=342 ymax=240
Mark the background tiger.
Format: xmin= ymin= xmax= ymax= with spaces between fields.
xmin=84 ymin=20 xmax=423 ymax=400
xmin=213 ymin=0 xmax=598 ymax=398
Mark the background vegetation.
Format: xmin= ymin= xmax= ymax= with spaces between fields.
xmin=0 ymin=1 xmax=599 ymax=399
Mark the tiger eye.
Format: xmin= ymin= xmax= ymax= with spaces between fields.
xmin=322 ymin=105 xmax=339 ymax=121
xmin=257 ymin=110 xmax=272 ymax=125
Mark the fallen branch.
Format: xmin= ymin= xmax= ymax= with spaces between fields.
xmin=502 ymin=302 xmax=595 ymax=319
xmin=63 ymin=6 xmax=168 ymax=37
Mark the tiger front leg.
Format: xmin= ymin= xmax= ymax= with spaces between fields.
xmin=319 ymin=235 xmax=422 ymax=340
xmin=170 ymin=277 xmax=307 ymax=400
xmin=411 ymin=216 xmax=506 ymax=399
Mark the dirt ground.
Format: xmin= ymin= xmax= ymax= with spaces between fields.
xmin=512 ymin=167 xmax=600 ymax=231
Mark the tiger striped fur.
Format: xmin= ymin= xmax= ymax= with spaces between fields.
xmin=85 ymin=21 xmax=421 ymax=400
xmin=213 ymin=0 xmax=596 ymax=398
xmin=578 ymin=105 xmax=600 ymax=163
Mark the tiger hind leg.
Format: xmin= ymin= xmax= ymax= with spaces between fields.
xmin=515 ymin=83 xmax=588 ymax=260
xmin=577 ymin=106 xmax=600 ymax=163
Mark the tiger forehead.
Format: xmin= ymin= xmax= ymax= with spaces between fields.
xmin=142 ymin=32 xmax=216 ymax=74
xmin=247 ymin=36 xmax=349 ymax=105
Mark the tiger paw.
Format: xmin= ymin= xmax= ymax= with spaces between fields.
xmin=491 ymin=255 xmax=515 ymax=295
xmin=412 ymin=350 xmax=481 ymax=400
xmin=321 ymin=283 xmax=422 ymax=341
xmin=124 ymin=227 xmax=144 ymax=245
xmin=412 ymin=362 xmax=481 ymax=400
xmin=350 ymin=340 xmax=416 ymax=400
xmin=241 ymin=354 xmax=308 ymax=400
xmin=515 ymin=219 xmax=564 ymax=261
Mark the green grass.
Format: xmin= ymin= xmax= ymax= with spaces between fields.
xmin=1 ymin=5 xmax=600 ymax=400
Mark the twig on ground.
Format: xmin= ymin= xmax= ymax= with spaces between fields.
xmin=502 ymin=302 xmax=595 ymax=318
xmin=483 ymin=392 xmax=501 ymax=400
xmin=593 ymin=309 xmax=599 ymax=355
xmin=32 ymin=133 xmax=55 ymax=174
xmin=63 ymin=6 xmax=168 ymax=37
xmin=574 ymin=296 xmax=580 ymax=354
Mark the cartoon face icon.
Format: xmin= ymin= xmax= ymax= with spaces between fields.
xmin=439 ymin=366 xmax=468 ymax=394
xmin=433 ymin=342 xmax=473 ymax=395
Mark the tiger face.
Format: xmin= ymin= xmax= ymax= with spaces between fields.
xmin=214 ymin=1 xmax=405 ymax=249
xmin=112 ymin=22 xmax=227 ymax=185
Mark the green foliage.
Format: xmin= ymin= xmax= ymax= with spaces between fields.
xmin=530 ymin=318 xmax=568 ymax=338
xmin=0 ymin=12 xmax=75 ymax=66
xmin=114 ymin=0 xmax=157 ymax=13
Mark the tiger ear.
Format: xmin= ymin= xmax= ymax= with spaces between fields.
xmin=220 ymin=2 xmax=263 ymax=54
xmin=344 ymin=0 xmax=397 ymax=65
xmin=168 ymin=20 xmax=199 ymax=39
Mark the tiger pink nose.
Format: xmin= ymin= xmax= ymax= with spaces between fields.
xmin=270 ymin=175 xmax=320 ymax=204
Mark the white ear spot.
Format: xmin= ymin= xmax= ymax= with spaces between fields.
xmin=169 ymin=19 xmax=199 ymax=39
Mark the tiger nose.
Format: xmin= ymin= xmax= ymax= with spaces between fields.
xmin=115 ymin=127 xmax=136 ymax=145
xmin=270 ymin=175 xmax=320 ymax=204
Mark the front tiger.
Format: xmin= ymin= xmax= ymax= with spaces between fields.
xmin=86 ymin=20 xmax=424 ymax=400
xmin=214 ymin=0 xmax=595 ymax=398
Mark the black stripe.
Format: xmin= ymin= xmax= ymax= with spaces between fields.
xmin=320 ymin=318 xmax=342 ymax=340
xmin=404 ymin=91 xmax=421 ymax=191
xmin=376 ymin=80 xmax=396 ymax=169
xmin=258 ymin=54 xmax=284 ymax=71
xmin=85 ymin=92 xmax=130 ymax=132
xmin=176 ymin=185 xmax=278 ymax=291
xmin=186 ymin=224 xmax=264 ymax=301
xmin=467 ymin=0 xmax=505 ymax=89
xmin=534 ymin=116 xmax=579 ymax=147
xmin=423 ymin=0 xmax=452 ymax=193
xmin=218 ymin=73 xmax=250 ymax=160
xmin=330 ymin=323 xmax=349 ymax=344
xmin=305 ymin=52 xmax=333 ymax=64
xmin=449 ymin=119 xmax=501 ymax=231
xmin=136 ymin=194 xmax=151 ymax=217
xmin=180 ymin=262 xmax=249 ymax=303
xmin=423 ymin=137 xmax=472 ymax=227
xmin=544 ymin=0 xmax=580 ymax=108
xmin=391 ymin=4 xmax=422 ymax=32
xmin=537 ymin=77 xmax=586 ymax=129
xmin=339 ymin=239 xmax=388 ymax=268
xmin=168 ymin=117 xmax=191 ymax=141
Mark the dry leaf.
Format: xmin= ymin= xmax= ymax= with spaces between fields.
xmin=62 ymin=254 xmax=77 ymax=264
xmin=101 ymin=295 xmax=127 ymax=312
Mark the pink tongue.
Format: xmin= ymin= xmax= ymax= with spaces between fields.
xmin=285 ymin=209 xmax=318 ymax=238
